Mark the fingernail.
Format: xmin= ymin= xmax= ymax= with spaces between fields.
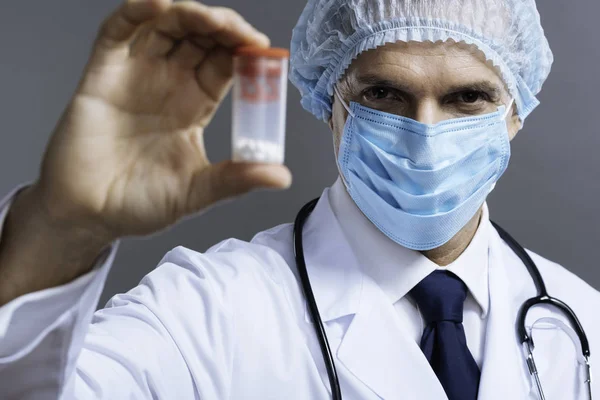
xmin=258 ymin=33 xmax=271 ymax=46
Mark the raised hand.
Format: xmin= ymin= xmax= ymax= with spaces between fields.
xmin=36 ymin=0 xmax=292 ymax=239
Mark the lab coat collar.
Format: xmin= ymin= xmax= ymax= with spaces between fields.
xmin=302 ymin=185 xmax=454 ymax=398
xmin=328 ymin=178 xmax=490 ymax=317
xmin=303 ymin=187 xmax=445 ymax=398
xmin=337 ymin=272 xmax=449 ymax=399
xmin=304 ymin=184 xmax=532 ymax=399
xmin=302 ymin=189 xmax=364 ymax=322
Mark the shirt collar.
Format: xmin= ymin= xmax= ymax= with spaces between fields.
xmin=328 ymin=178 xmax=490 ymax=318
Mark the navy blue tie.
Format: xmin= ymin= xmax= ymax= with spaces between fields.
xmin=410 ymin=270 xmax=481 ymax=400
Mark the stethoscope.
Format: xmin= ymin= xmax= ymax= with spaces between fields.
xmin=293 ymin=198 xmax=593 ymax=400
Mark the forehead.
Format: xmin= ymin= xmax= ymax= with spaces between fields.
xmin=344 ymin=40 xmax=507 ymax=93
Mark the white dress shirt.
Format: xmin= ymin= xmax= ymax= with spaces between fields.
xmin=328 ymin=178 xmax=489 ymax=367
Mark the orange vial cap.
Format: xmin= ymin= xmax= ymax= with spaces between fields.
xmin=234 ymin=47 xmax=290 ymax=59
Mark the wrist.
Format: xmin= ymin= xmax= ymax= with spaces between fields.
xmin=0 ymin=185 xmax=114 ymax=305
xmin=25 ymin=182 xmax=116 ymax=247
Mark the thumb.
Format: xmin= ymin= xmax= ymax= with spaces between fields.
xmin=188 ymin=161 xmax=293 ymax=211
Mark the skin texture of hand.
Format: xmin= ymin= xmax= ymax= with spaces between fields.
xmin=37 ymin=0 xmax=292 ymax=240
xmin=0 ymin=0 xmax=292 ymax=305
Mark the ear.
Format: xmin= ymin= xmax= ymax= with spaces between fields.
xmin=507 ymin=106 xmax=522 ymax=141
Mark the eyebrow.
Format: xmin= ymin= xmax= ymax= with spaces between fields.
xmin=353 ymin=74 xmax=413 ymax=93
xmin=353 ymin=74 xmax=504 ymax=98
xmin=446 ymin=82 xmax=503 ymax=97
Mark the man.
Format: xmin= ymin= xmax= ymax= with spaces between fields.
xmin=0 ymin=0 xmax=598 ymax=399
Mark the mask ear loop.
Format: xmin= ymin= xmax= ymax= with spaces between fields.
xmin=333 ymin=85 xmax=356 ymax=118
xmin=487 ymin=98 xmax=515 ymax=196
xmin=503 ymin=99 xmax=515 ymax=120
xmin=332 ymin=85 xmax=353 ymax=189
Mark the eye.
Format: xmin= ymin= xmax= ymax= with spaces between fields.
xmin=363 ymin=86 xmax=396 ymax=101
xmin=458 ymin=90 xmax=490 ymax=104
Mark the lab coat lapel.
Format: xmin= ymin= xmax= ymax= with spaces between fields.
xmin=335 ymin=276 xmax=447 ymax=399
xmin=477 ymin=226 xmax=531 ymax=400
xmin=303 ymin=192 xmax=447 ymax=399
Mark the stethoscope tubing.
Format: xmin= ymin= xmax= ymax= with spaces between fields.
xmin=491 ymin=222 xmax=591 ymax=356
xmin=294 ymin=198 xmax=343 ymax=400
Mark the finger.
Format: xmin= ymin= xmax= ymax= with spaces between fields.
xmin=189 ymin=36 xmax=217 ymax=51
xmin=96 ymin=0 xmax=171 ymax=49
xmin=130 ymin=28 xmax=176 ymax=58
xmin=189 ymin=161 xmax=292 ymax=210
xmin=168 ymin=40 xmax=206 ymax=69
xmin=195 ymin=47 xmax=235 ymax=104
xmin=155 ymin=2 xmax=270 ymax=49
xmin=130 ymin=28 xmax=217 ymax=61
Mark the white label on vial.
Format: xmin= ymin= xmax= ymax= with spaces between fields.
xmin=233 ymin=137 xmax=284 ymax=164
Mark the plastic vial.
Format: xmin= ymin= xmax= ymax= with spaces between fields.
xmin=232 ymin=47 xmax=289 ymax=164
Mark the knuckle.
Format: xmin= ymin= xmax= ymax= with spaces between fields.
xmin=213 ymin=7 xmax=244 ymax=28
xmin=214 ymin=6 xmax=240 ymax=18
xmin=97 ymin=15 xmax=113 ymax=37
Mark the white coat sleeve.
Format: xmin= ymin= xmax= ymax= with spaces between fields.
xmin=0 ymin=186 xmax=116 ymax=399
xmin=0 ymin=187 xmax=235 ymax=400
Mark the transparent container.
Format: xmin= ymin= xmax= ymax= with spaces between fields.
xmin=232 ymin=47 xmax=289 ymax=164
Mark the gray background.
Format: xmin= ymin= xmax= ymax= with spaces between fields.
xmin=0 ymin=0 xmax=598 ymax=306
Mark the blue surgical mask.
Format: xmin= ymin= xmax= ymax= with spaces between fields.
xmin=334 ymin=88 xmax=513 ymax=251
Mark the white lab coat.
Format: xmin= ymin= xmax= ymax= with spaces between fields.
xmin=0 ymin=186 xmax=598 ymax=400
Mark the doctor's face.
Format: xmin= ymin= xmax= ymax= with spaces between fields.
xmin=329 ymin=40 xmax=522 ymax=156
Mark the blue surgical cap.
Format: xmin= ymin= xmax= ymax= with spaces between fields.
xmin=289 ymin=0 xmax=553 ymax=122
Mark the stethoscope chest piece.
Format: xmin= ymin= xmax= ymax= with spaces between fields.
xmin=519 ymin=297 xmax=593 ymax=400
